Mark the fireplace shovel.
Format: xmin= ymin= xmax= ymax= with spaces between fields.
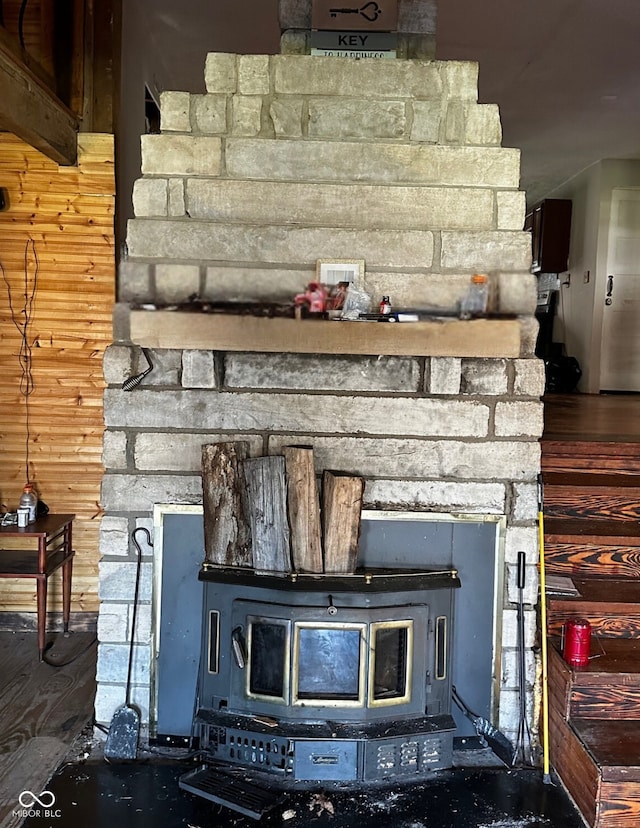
xmin=452 ymin=686 xmax=514 ymax=767
xmin=104 ymin=528 xmax=148 ymax=761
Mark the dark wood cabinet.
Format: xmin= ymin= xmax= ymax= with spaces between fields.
xmin=524 ymin=198 xmax=572 ymax=274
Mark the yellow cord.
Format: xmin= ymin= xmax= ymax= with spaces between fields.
xmin=539 ymin=506 xmax=551 ymax=780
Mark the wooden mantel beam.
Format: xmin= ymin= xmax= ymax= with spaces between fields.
xmin=0 ymin=33 xmax=78 ymax=166
xmin=129 ymin=311 xmax=522 ymax=358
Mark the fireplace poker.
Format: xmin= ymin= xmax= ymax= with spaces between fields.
xmin=104 ymin=527 xmax=151 ymax=760
xmin=513 ymin=549 xmax=534 ymax=766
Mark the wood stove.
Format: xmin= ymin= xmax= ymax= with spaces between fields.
xmin=181 ymin=563 xmax=460 ymax=808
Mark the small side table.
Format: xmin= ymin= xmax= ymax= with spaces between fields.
xmin=0 ymin=514 xmax=75 ymax=660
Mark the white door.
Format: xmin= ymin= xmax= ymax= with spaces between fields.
xmin=600 ymin=188 xmax=640 ymax=391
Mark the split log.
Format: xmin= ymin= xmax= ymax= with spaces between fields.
xmin=201 ymin=442 xmax=252 ymax=567
xmin=284 ymin=446 xmax=323 ymax=573
xmin=243 ymin=456 xmax=291 ymax=573
xmin=322 ymin=471 xmax=364 ymax=574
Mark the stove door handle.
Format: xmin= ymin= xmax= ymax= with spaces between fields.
xmin=231 ymin=626 xmax=247 ymax=669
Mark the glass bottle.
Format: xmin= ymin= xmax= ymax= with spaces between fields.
xmin=459 ymin=274 xmax=489 ymax=319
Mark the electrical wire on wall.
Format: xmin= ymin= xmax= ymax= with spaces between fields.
xmin=18 ymin=0 xmax=29 ymax=50
xmin=1 ymin=239 xmax=39 ymax=483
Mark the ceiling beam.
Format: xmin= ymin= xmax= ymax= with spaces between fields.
xmin=0 ymin=33 xmax=78 ymax=166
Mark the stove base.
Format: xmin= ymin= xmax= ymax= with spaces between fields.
xmin=194 ymin=710 xmax=456 ymax=786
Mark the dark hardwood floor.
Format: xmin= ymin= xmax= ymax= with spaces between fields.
xmin=543 ymin=392 xmax=640 ymax=442
xmin=0 ymin=631 xmax=96 ymax=828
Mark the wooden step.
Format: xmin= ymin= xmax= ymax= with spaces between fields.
xmin=572 ymin=719 xmax=640 ymax=827
xmin=550 ymin=713 xmax=640 ymax=827
xmin=573 ymin=718 xmax=640 ymax=782
xmin=544 ymin=517 xmax=640 ymax=578
xmin=543 ymin=472 xmax=640 ymax=522
xmin=545 ymin=518 xmax=640 ymax=544
xmin=548 ymin=710 xmax=601 ymax=827
xmin=542 ymin=438 xmax=640 ymax=475
xmin=547 ymin=578 xmax=640 ymax=637
xmin=554 ymin=637 xmax=640 ymax=719
xmin=544 ymin=541 xmax=640 ymax=579
xmin=548 ymin=641 xmax=640 ymax=827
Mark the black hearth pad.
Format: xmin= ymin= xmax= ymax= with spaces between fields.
xmin=20 ymin=760 xmax=588 ymax=828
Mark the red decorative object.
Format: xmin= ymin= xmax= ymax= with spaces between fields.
xmin=294 ymin=281 xmax=329 ymax=314
xmin=563 ymin=617 xmax=591 ymax=668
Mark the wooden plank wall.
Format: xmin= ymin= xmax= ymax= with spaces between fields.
xmin=0 ymin=132 xmax=114 ymax=615
xmin=1 ymin=1 xmax=49 ymax=65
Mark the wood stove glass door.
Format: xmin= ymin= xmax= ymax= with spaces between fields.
xmin=293 ymin=622 xmax=367 ymax=707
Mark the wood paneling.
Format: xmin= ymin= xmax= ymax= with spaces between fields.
xmin=0 ymin=0 xmax=56 ymax=86
xmin=0 ymin=132 xmax=114 ymax=615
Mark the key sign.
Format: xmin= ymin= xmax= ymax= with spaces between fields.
xmin=312 ymin=0 xmax=398 ymax=31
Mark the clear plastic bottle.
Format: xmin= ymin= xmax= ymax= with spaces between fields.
xmin=459 ymin=274 xmax=489 ymax=319
xmin=19 ymin=483 xmax=37 ymax=524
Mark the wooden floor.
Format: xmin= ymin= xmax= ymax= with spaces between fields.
xmin=0 ymin=631 xmax=97 ymax=828
xmin=543 ymin=392 xmax=640 ymax=441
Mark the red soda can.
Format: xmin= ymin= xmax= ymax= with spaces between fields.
xmin=563 ymin=617 xmax=591 ymax=667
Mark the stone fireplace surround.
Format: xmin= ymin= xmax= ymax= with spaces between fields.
xmin=96 ymin=52 xmax=544 ymax=753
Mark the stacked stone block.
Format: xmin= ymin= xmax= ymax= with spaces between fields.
xmin=99 ymin=53 xmax=542 ymax=749
xmin=125 ymin=54 xmax=533 ymax=311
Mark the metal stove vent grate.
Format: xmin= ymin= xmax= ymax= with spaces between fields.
xmin=179 ymin=765 xmax=281 ymax=819
xmin=400 ymin=740 xmax=419 ymax=768
xmin=370 ymin=733 xmax=450 ymax=780
xmin=376 ymin=742 xmax=397 ymax=771
xmin=224 ymin=729 xmax=289 ymax=770
xmin=422 ymin=735 xmax=447 ymax=766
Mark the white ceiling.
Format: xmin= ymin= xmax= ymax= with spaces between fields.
xmin=436 ymin=0 xmax=640 ymax=205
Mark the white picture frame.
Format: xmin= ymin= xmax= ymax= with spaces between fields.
xmin=316 ymin=258 xmax=364 ymax=285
